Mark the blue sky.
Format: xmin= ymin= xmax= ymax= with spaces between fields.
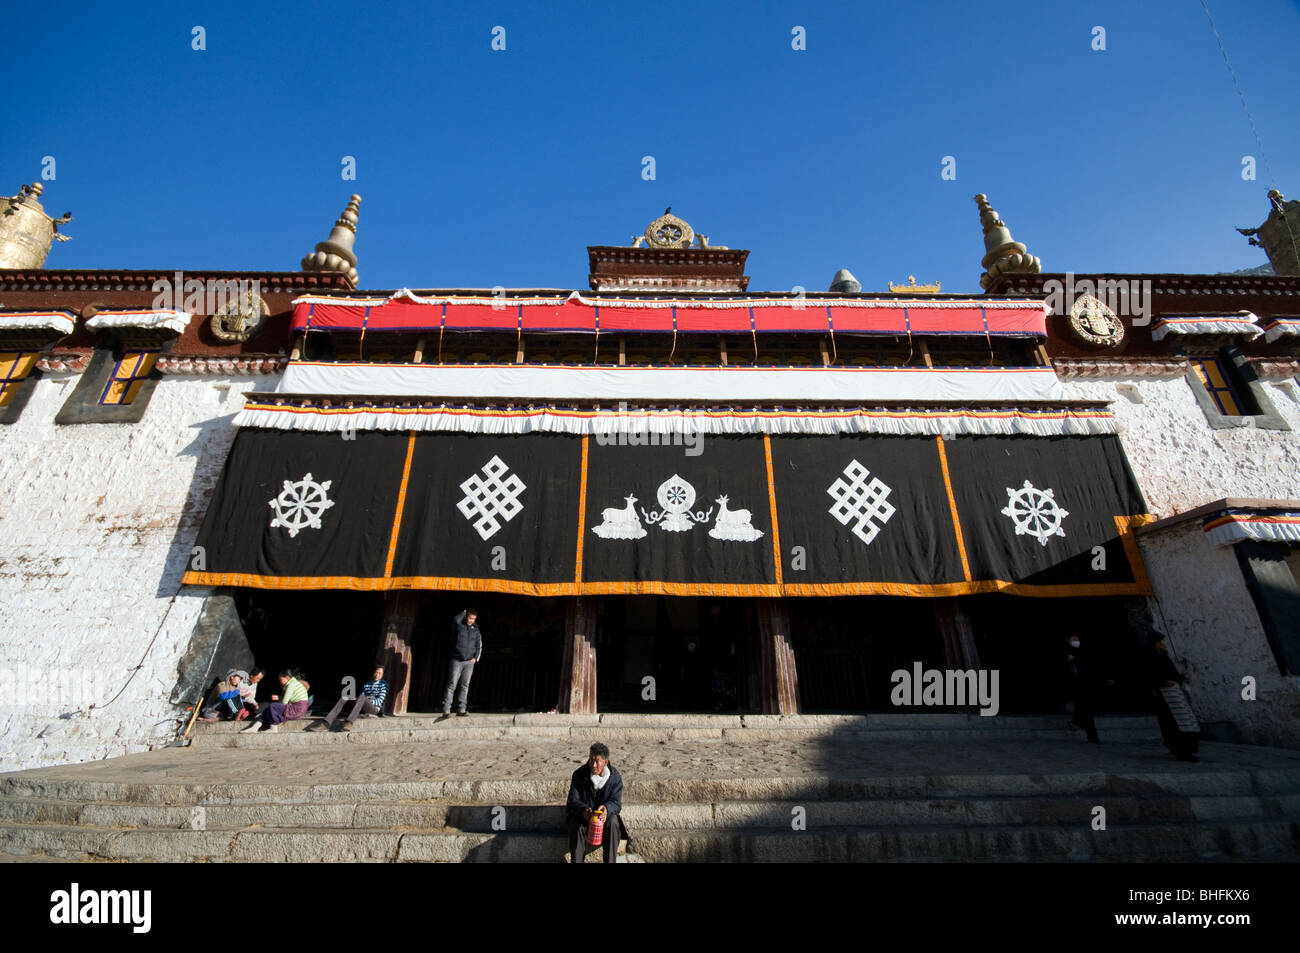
xmin=5 ymin=1 xmax=1298 ymax=292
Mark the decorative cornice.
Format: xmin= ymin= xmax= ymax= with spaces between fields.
xmin=1247 ymin=358 xmax=1300 ymax=379
xmin=156 ymin=355 xmax=287 ymax=375
xmin=36 ymin=352 xmax=91 ymax=373
xmin=1052 ymin=357 xmax=1188 ymax=379
xmin=0 ymin=270 xmax=354 ymax=294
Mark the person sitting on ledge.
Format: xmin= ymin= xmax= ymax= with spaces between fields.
xmin=241 ymin=669 xmax=311 ymax=733
xmin=312 ymin=666 xmax=390 ymax=732
xmin=565 ymin=742 xmax=630 ymax=864
xmin=241 ymin=668 xmax=264 ymax=717
xmin=200 ymin=669 xmax=256 ymax=722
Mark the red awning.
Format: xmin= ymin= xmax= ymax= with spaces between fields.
xmin=291 ymin=292 xmax=1047 ymax=338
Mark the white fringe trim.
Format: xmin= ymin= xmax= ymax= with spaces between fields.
xmin=1263 ymin=319 xmax=1300 ymax=343
xmin=1151 ymin=314 xmax=1261 ymax=341
xmin=233 ymin=405 xmax=1118 ymax=438
xmin=0 ymin=311 xmax=76 ymax=334
xmin=1204 ymin=513 xmax=1300 ymax=548
xmin=86 ymin=310 xmax=193 ymax=334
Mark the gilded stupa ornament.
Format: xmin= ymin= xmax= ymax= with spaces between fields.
xmin=301 ymin=194 xmax=362 ymax=284
xmin=0 ymin=183 xmax=73 ymax=269
xmin=974 ymin=193 xmax=1040 ymax=290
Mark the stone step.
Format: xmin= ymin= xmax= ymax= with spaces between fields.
xmin=6 ymin=767 xmax=1300 ymax=807
xmin=187 ymin=713 xmax=1163 ymax=748
xmin=3 ymin=793 xmax=1298 ymax=832
xmin=2 ymin=818 xmax=1296 ymax=863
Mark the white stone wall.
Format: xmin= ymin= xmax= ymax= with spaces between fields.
xmin=1137 ymin=523 xmax=1300 ymax=748
xmin=1064 ymin=370 xmax=1300 ymax=747
xmin=0 ymin=373 xmax=270 ymax=772
xmin=1060 ymin=374 xmax=1300 ymax=516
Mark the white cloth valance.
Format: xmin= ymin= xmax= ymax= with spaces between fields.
xmin=1151 ymin=314 xmax=1262 ymax=341
xmin=0 ymin=311 xmax=76 ymax=335
xmin=1203 ymin=511 xmax=1300 ymax=548
xmin=234 ymin=402 xmax=1116 ymax=437
xmin=86 ymin=310 xmax=193 ymax=334
xmin=1262 ymin=319 xmax=1300 ymax=344
xmin=276 ymin=361 xmax=1067 ymax=403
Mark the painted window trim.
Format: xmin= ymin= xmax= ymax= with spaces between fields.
xmin=1183 ymin=346 xmax=1289 ymax=432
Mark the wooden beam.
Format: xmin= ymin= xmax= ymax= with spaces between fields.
xmin=819 ymin=336 xmax=832 ymax=366
xmin=618 ymin=337 xmax=626 ymax=367
xmin=516 ymin=336 xmax=526 ymax=364
xmin=559 ymin=597 xmax=598 ymax=714
xmin=757 ymin=599 xmax=800 ymax=714
xmin=718 ymin=336 xmax=728 ymax=366
xmin=375 ymin=589 xmax=421 ymax=715
xmin=918 ymin=340 xmax=933 ymax=368
xmin=1035 ymin=344 xmax=1051 ymax=367
xmin=413 ymin=336 xmax=426 ymax=364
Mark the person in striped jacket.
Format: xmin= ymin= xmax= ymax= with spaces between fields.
xmin=241 ymin=669 xmax=311 ymax=733
xmin=314 ymin=666 xmax=389 ymax=732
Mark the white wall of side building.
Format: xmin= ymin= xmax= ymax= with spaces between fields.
xmin=1058 ymin=374 xmax=1300 ymax=513
xmin=0 ymin=372 xmax=270 ymax=772
xmin=1061 ymin=372 xmax=1300 ymax=747
xmin=1135 ymin=522 xmax=1300 ymax=748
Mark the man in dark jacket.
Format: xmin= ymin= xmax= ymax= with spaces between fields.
xmin=1063 ymin=634 xmax=1101 ymax=744
xmin=566 ymin=742 xmax=628 ymax=863
xmin=440 ymin=609 xmax=482 ymax=718
xmin=1148 ymin=632 xmax=1200 ymax=762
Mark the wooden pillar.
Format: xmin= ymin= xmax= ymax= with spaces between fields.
xmin=757 ymin=599 xmax=800 ymax=714
xmin=559 ymin=596 xmax=598 ymax=714
xmin=933 ymin=597 xmax=982 ymax=672
xmin=376 ymin=589 xmax=420 ymax=715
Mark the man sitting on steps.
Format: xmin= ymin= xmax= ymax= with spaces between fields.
xmin=565 ymin=742 xmax=630 ymax=864
xmin=312 ymin=666 xmax=389 ymax=732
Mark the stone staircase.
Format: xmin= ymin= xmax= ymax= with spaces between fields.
xmin=2 ymin=714 xmax=1299 ymax=862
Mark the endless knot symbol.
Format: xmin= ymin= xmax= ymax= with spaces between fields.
xmin=1001 ymin=480 xmax=1069 ymax=547
xmin=827 ymin=460 xmax=896 ymax=546
xmin=268 ymin=473 xmax=335 ymax=538
xmin=457 ymin=456 xmax=526 ymax=540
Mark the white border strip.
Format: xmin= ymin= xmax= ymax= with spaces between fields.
xmin=0 ymin=311 xmax=76 ymax=334
xmin=1151 ymin=313 xmax=1262 ymax=341
xmin=86 ymin=310 xmax=193 ymax=334
xmin=276 ymin=361 xmax=1066 ymax=402
xmin=1263 ymin=318 xmax=1300 ymax=344
xmin=1204 ymin=513 xmax=1300 ymax=548
xmin=234 ymin=404 xmax=1117 ymax=438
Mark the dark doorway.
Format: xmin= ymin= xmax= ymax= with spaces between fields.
xmin=787 ymin=596 xmax=946 ymax=712
xmin=595 ymin=596 xmax=756 ymax=712
xmin=235 ymin=589 xmax=386 ymax=712
xmin=408 ymin=592 xmax=565 ymax=713
xmin=963 ymin=594 xmax=1151 ymax=715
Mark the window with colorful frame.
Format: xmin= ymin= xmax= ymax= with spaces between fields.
xmin=1189 ymin=354 xmax=1253 ymax=416
xmin=99 ymin=350 xmax=160 ymax=405
xmin=0 ymin=351 xmax=39 ymax=408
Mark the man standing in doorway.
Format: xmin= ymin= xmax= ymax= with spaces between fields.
xmin=441 ymin=608 xmax=482 ymax=718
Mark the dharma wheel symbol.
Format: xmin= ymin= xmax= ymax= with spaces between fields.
xmin=1000 ymin=480 xmax=1069 ymax=547
xmin=269 ymin=472 xmax=336 ymax=538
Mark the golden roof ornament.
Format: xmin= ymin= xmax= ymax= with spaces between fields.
xmin=630 ymin=208 xmax=727 ymax=250
xmin=0 ymin=183 xmax=73 ymax=269
xmin=301 ymin=194 xmax=362 ymax=284
xmin=888 ymin=275 xmax=941 ymax=294
xmin=974 ymin=193 xmax=1040 ymax=290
